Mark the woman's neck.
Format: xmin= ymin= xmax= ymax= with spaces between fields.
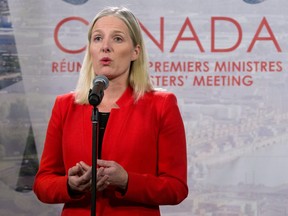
xmin=97 ymin=82 xmax=128 ymax=112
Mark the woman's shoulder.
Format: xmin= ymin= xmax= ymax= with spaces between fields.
xmin=146 ymin=88 xmax=177 ymax=100
xmin=56 ymin=92 xmax=75 ymax=100
xmin=54 ymin=92 xmax=76 ymax=106
xmin=142 ymin=88 xmax=178 ymax=107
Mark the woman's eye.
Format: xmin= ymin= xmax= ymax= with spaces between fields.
xmin=93 ymin=36 xmax=102 ymax=41
xmin=114 ymin=36 xmax=123 ymax=43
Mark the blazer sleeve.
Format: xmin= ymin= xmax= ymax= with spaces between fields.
xmin=117 ymin=93 xmax=188 ymax=205
xmin=33 ymin=95 xmax=83 ymax=203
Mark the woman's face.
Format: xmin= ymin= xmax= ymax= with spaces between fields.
xmin=90 ymin=15 xmax=140 ymax=82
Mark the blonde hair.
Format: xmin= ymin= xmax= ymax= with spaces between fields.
xmin=74 ymin=6 xmax=153 ymax=104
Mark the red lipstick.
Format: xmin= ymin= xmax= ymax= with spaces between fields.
xmin=100 ymin=57 xmax=112 ymax=65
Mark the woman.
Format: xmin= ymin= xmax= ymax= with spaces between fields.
xmin=33 ymin=6 xmax=188 ymax=216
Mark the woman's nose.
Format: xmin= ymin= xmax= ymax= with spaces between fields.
xmin=101 ymin=47 xmax=111 ymax=52
xmin=101 ymin=39 xmax=111 ymax=53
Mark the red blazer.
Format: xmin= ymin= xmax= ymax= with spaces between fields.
xmin=33 ymin=87 xmax=188 ymax=216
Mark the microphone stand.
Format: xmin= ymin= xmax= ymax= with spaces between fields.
xmin=88 ymin=76 xmax=109 ymax=216
xmin=91 ymin=105 xmax=99 ymax=216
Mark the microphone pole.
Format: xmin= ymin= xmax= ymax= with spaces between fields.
xmin=90 ymin=103 xmax=98 ymax=216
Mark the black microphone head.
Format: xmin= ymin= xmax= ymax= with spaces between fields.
xmin=88 ymin=75 xmax=109 ymax=106
xmin=93 ymin=75 xmax=109 ymax=89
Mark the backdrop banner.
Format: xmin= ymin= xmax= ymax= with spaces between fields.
xmin=1 ymin=0 xmax=288 ymax=215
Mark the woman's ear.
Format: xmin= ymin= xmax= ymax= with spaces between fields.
xmin=131 ymin=44 xmax=140 ymax=61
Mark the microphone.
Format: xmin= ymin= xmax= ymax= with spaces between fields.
xmin=88 ymin=75 xmax=109 ymax=106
